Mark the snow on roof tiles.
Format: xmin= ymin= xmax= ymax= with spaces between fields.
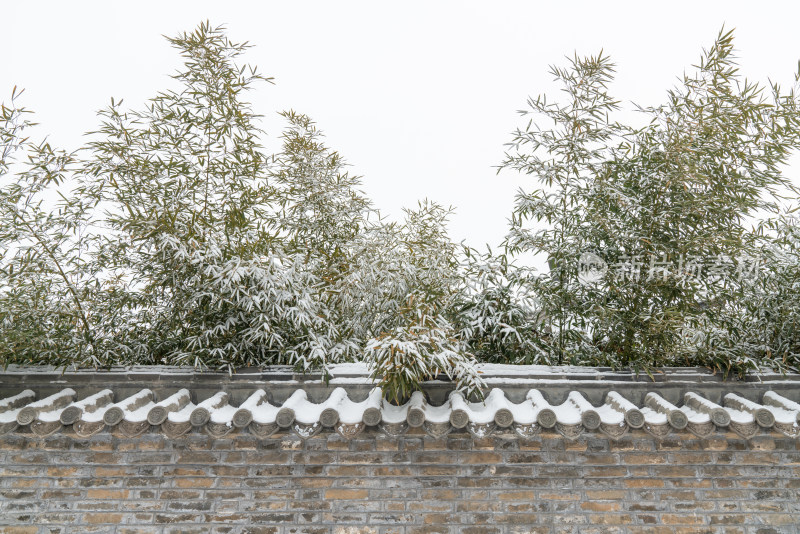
xmin=2 ymin=385 xmax=798 ymax=441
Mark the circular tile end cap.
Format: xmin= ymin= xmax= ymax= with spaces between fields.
xmin=537 ymin=408 xmax=557 ymax=429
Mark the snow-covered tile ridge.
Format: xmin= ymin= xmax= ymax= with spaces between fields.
xmin=168 ymin=402 xmax=197 ymax=424
xmin=684 ymin=392 xmax=731 ymax=427
xmin=231 ymin=390 xmax=270 ymax=425
xmin=103 ymin=390 xmax=154 ymax=426
xmin=567 ymin=392 xmax=607 ymax=429
xmin=276 ymin=388 xmax=349 ymax=427
xmin=335 ymin=387 xmax=382 ymax=425
xmin=678 ymin=403 xmax=710 ymax=425
xmin=190 ymin=392 xmax=229 ymax=426
xmin=591 ymin=401 xmax=625 ymax=427
xmin=526 ymin=390 xmax=566 ymax=427
xmin=60 ymin=390 xmax=114 ymax=425
xmin=606 ymin=391 xmax=644 ymax=428
xmin=2 ymin=386 xmax=800 ymax=440
xmin=644 ymin=393 xmax=687 ymax=429
xmin=147 ymin=389 xmax=191 ymax=425
xmin=16 ymin=389 xmax=76 ymax=426
xmin=724 ymin=393 xmax=774 ymax=427
xmin=762 ymin=391 xmax=800 ymax=423
xmin=0 ymin=407 xmax=24 ymax=425
xmin=0 ymin=390 xmax=37 ymax=425
xmin=449 ymin=389 xmax=514 ymax=427
xmin=0 ymin=390 xmax=35 ymax=413
xmin=638 ymin=406 xmax=668 ymax=427
xmin=505 ymin=396 xmax=537 ymax=426
xmin=250 ymin=395 xmax=281 ymax=426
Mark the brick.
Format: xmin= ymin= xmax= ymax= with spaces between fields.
xmin=422 ymin=513 xmax=460 ymax=524
xmin=655 ymin=438 xmax=684 ymax=451
xmin=338 ymin=453 xmax=384 ymax=464
xmin=505 ymin=502 xmax=547 ymax=513
xmin=84 ymin=513 xmax=124 ymax=524
xmin=87 ymin=440 xmax=114 ymax=451
xmin=325 ymin=489 xmax=369 ymax=500
xmin=586 ymin=490 xmax=627 ymax=499
xmin=585 ymin=466 xmax=628 ymax=477
xmin=161 ymin=489 xmax=203 ymax=500
xmin=325 ymin=437 xmax=351 ymax=451
xmin=507 ymin=453 xmax=546 ymax=463
xmin=420 ymin=465 xmax=459 ymax=476
xmin=518 ymin=440 xmax=543 ymax=451
xmin=325 ymin=465 xmax=369 ymax=477
xmin=86 ymin=489 xmax=129 ymax=499
xmin=581 ymin=501 xmax=621 ymax=512
xmin=155 ymin=513 xmax=203 ymax=524
xmin=421 ymin=489 xmax=459 ymax=500
xmin=701 ymin=437 xmax=729 ymax=451
xmin=293 ymin=478 xmax=333 ymax=488
xmin=289 ymin=500 xmax=332 ymax=511
xmin=460 ymin=452 xmax=503 ymax=464
xmin=168 ymin=501 xmax=213 ymax=511
xmin=661 ymin=513 xmax=712 ymax=525
xmin=624 ymin=478 xmax=665 ymax=488
xmin=302 ymin=453 xmax=335 ymax=464
xmin=709 ymin=514 xmax=747 ymax=525
xmin=0 ymin=490 xmax=35 ymax=499
xmin=163 ymin=467 xmax=208 ymax=477
xmin=375 ymin=437 xmax=399 ymax=451
xmin=748 ymin=437 xmax=776 ymax=451
xmin=366 ymin=512 xmax=415 ymax=524
xmin=672 ymin=452 xmax=714 ymax=464
xmin=669 ymin=478 xmax=712 ymax=488
xmin=174 ymin=477 xmax=215 ymax=489
xmin=373 ymin=466 xmax=413 ymax=477
xmin=623 ymin=453 xmax=668 ymax=464
xmin=628 ymin=502 xmax=666 ymax=512
xmin=136 ymin=438 xmax=166 ymax=451
xmin=456 ymin=501 xmax=503 ymax=513
xmin=565 ymin=439 xmax=588 ymax=451
xmin=177 ymin=452 xmax=217 ymax=464
xmin=497 ymin=491 xmax=536 ymax=501
xmin=673 ymin=501 xmax=715 ymax=512
xmin=125 ymin=476 xmax=166 ymax=488
xmin=204 ymin=513 xmax=249 ymax=522
xmin=128 ymin=453 xmax=173 ymax=464
xmin=652 ymin=466 xmax=698 ymax=477
xmin=93 ymin=466 xmax=136 ymax=477
xmin=539 ymin=492 xmax=580 ymax=500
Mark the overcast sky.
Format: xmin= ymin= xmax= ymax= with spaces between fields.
xmin=5 ymin=1 xmax=800 ymax=269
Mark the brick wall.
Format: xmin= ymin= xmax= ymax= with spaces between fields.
xmin=1 ymin=427 xmax=798 ymax=534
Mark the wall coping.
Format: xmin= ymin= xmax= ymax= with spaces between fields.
xmin=2 ymin=364 xmax=799 ymax=442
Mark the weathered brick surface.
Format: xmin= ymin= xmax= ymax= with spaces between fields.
xmin=0 ymin=429 xmax=798 ymax=533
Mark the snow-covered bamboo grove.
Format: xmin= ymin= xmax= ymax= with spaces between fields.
xmin=2 ymin=23 xmax=800 ymax=399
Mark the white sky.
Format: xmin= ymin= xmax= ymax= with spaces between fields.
xmin=5 ymin=1 xmax=800 ymax=270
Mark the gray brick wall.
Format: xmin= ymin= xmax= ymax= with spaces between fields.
xmin=1 ymin=428 xmax=798 ymax=534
